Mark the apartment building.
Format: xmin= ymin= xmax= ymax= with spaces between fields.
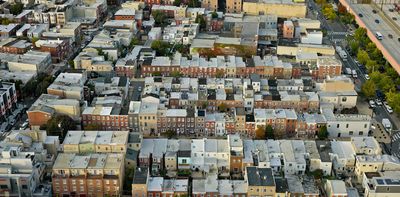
xmin=226 ymin=0 xmax=242 ymax=13
xmin=280 ymin=140 xmax=307 ymax=175
xmin=363 ymin=171 xmax=400 ymax=197
xmin=313 ymin=56 xmax=342 ymax=80
xmin=47 ymin=72 xmax=86 ymax=101
xmin=27 ymin=94 xmax=81 ymax=128
xmin=52 ymin=153 xmax=124 ymax=196
xmin=355 ymin=155 xmax=400 ymax=181
xmin=0 ymin=38 xmax=31 ymax=54
xmin=0 ymin=130 xmax=59 ymax=197
xmin=82 ymin=106 xmax=129 ymax=131
xmin=191 ymin=138 xmax=230 ymax=175
xmin=246 ymin=167 xmax=276 ymax=196
xmin=0 ymin=24 xmax=19 ymax=39
xmin=330 ymin=141 xmax=356 ymax=175
xmin=323 ymin=108 xmax=371 ymax=138
xmin=325 ymin=180 xmax=348 ymax=197
xmin=0 ymin=82 xmax=17 ymax=122
xmin=62 ymin=130 xmax=129 ymax=154
xmin=35 ymin=39 xmax=70 ymax=63
xmin=202 ymin=0 xmax=218 ymax=11
xmin=0 ymin=51 xmax=51 ymax=74
xmin=132 ymin=167 xmax=148 ymax=196
xmin=351 ymin=137 xmax=381 ymax=155
xmin=242 ymin=0 xmax=307 ymax=18
xmin=73 ymin=50 xmax=113 ymax=74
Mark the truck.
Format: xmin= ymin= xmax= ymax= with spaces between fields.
xmin=352 ymin=70 xmax=357 ymax=78
xmin=382 ymin=118 xmax=392 ymax=133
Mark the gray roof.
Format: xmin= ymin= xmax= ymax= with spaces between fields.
xmin=133 ymin=167 xmax=148 ymax=184
xmin=246 ymin=167 xmax=275 ymax=186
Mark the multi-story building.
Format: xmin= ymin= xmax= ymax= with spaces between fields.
xmin=322 ymin=108 xmax=371 ymax=138
xmin=242 ymin=0 xmax=307 ymax=18
xmin=330 ymin=141 xmax=356 ymax=175
xmin=355 ymin=155 xmax=400 ymax=181
xmin=0 ymin=38 xmax=31 ymax=54
xmin=52 ymin=153 xmax=124 ymax=196
xmin=363 ymin=171 xmax=400 ymax=197
xmin=0 ymin=51 xmax=52 ymax=74
xmin=0 ymin=130 xmax=59 ymax=197
xmin=27 ymin=94 xmax=81 ymax=129
xmin=325 ymin=180 xmax=348 ymax=197
xmin=132 ymin=167 xmax=148 ymax=196
xmin=82 ymin=106 xmax=129 ymax=131
xmin=0 ymin=82 xmax=17 ymax=122
xmin=62 ymin=130 xmax=129 ymax=154
xmin=47 ymin=71 xmax=86 ymax=101
xmin=202 ymin=0 xmax=218 ymax=11
xmin=35 ymin=39 xmax=70 ymax=63
xmin=226 ymin=0 xmax=242 ymax=13
xmin=246 ymin=167 xmax=276 ymax=196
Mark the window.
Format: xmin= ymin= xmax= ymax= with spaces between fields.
xmin=359 ymin=131 xmax=363 ymax=135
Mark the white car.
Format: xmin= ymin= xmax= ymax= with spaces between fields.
xmin=369 ymin=100 xmax=376 ymax=108
xmin=386 ymin=106 xmax=393 ymax=114
xmin=375 ymin=99 xmax=383 ymax=106
xmin=365 ymin=74 xmax=370 ymax=80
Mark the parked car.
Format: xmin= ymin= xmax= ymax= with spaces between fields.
xmin=365 ymin=74 xmax=370 ymax=80
xmin=358 ymin=13 xmax=363 ymax=17
xmin=389 ymin=34 xmax=393 ymax=39
xmin=372 ymin=9 xmax=377 ymax=13
xmin=375 ymin=19 xmax=380 ymax=23
xmin=393 ymin=17 xmax=397 ymax=20
xmin=398 ymin=38 xmax=400 ymax=42
xmin=385 ymin=105 xmax=393 ymax=114
xmin=375 ymin=99 xmax=383 ymax=106
xmin=369 ymin=100 xmax=376 ymax=108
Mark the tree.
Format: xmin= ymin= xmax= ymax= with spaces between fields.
xmin=315 ymin=0 xmax=326 ymax=5
xmin=164 ymin=130 xmax=177 ymax=138
xmin=265 ymin=125 xmax=275 ymax=139
xmin=152 ymin=10 xmax=167 ymax=26
xmin=218 ymin=103 xmax=227 ymax=112
xmin=365 ymin=60 xmax=378 ymax=73
xmin=361 ymin=80 xmax=376 ymax=99
xmin=35 ymin=80 xmax=50 ymax=95
xmin=318 ymin=125 xmax=328 ymax=140
xmin=173 ymin=0 xmax=182 ymax=6
xmin=195 ymin=15 xmax=206 ymax=30
xmin=31 ymin=37 xmax=39 ymax=47
xmin=188 ymin=0 xmax=201 ymax=7
xmin=171 ymin=70 xmax=183 ymax=78
xmin=255 ymin=126 xmax=266 ymax=139
xmin=151 ymin=40 xmax=171 ymax=56
xmin=322 ymin=4 xmax=337 ymax=20
xmin=385 ymin=91 xmax=400 ymax=114
xmin=201 ymin=101 xmax=208 ymax=109
xmin=152 ymin=71 xmax=162 ymax=76
xmin=348 ymin=40 xmax=360 ymax=55
xmin=211 ymin=12 xmax=218 ymax=19
xmin=357 ymin=49 xmax=370 ymax=65
xmin=10 ymin=3 xmax=23 ymax=15
xmin=378 ymin=75 xmax=395 ymax=92
xmin=215 ymin=70 xmax=225 ymax=78
xmin=84 ymin=123 xmax=102 ymax=130
xmin=0 ymin=18 xmax=12 ymax=25
xmin=42 ymin=114 xmax=77 ymax=139
xmin=129 ymin=37 xmax=139 ymax=49
xmin=68 ymin=60 xmax=75 ymax=69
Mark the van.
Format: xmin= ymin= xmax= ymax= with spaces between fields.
xmin=375 ymin=32 xmax=383 ymax=40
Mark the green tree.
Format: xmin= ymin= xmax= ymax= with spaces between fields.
xmin=151 ymin=40 xmax=171 ymax=56
xmin=188 ymin=0 xmax=201 ymax=7
xmin=322 ymin=4 xmax=337 ymax=20
xmin=171 ymin=70 xmax=183 ymax=78
xmin=164 ymin=130 xmax=177 ymax=138
xmin=357 ymin=49 xmax=370 ymax=65
xmin=365 ymin=60 xmax=377 ymax=73
xmin=129 ymin=37 xmax=139 ymax=49
xmin=211 ymin=12 xmax=218 ymax=19
xmin=348 ymin=40 xmax=360 ymax=55
xmin=201 ymin=101 xmax=208 ymax=109
xmin=68 ymin=60 xmax=75 ymax=69
xmin=361 ymin=80 xmax=376 ymax=99
xmin=318 ymin=125 xmax=329 ymax=140
xmin=385 ymin=91 xmax=400 ymax=114
xmin=315 ymin=0 xmax=326 ymax=5
xmin=218 ymin=103 xmax=227 ymax=112
xmin=84 ymin=123 xmax=102 ymax=130
xmin=378 ymin=75 xmax=395 ymax=92
xmin=195 ymin=15 xmax=206 ymax=30
xmin=265 ymin=125 xmax=275 ymax=139
xmin=152 ymin=71 xmax=162 ymax=76
xmin=152 ymin=10 xmax=167 ymax=26
xmin=41 ymin=114 xmax=77 ymax=139
xmin=31 ymin=37 xmax=39 ymax=47
xmin=173 ymin=0 xmax=182 ymax=6
xmin=0 ymin=18 xmax=12 ymax=25
xmin=10 ymin=3 xmax=24 ymax=15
